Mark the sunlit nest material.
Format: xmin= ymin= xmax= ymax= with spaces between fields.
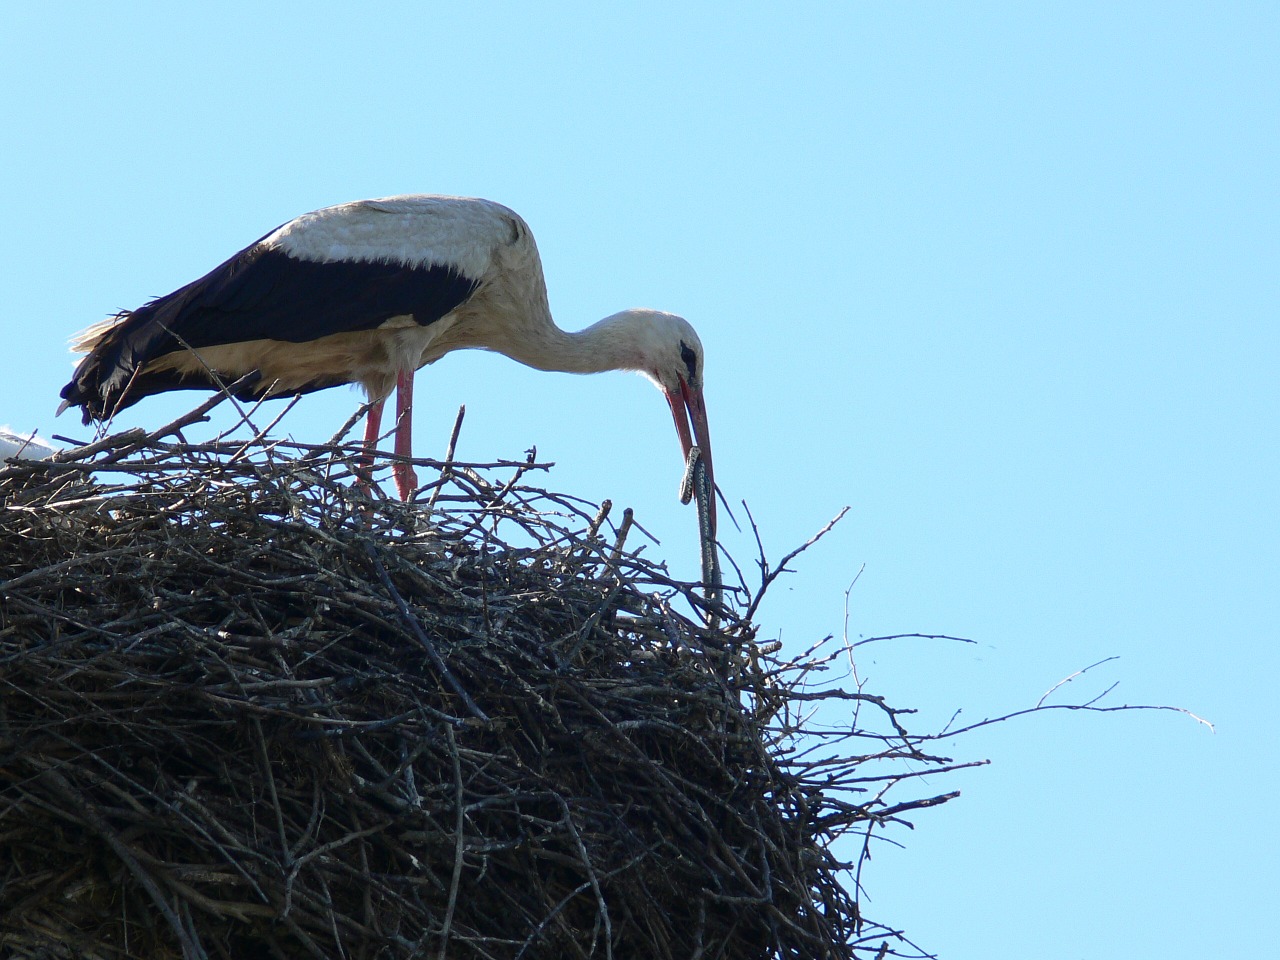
xmin=0 ymin=399 xmax=956 ymax=960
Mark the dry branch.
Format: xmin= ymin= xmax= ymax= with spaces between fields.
xmin=1 ymin=415 xmax=963 ymax=960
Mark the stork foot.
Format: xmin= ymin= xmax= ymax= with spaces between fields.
xmin=393 ymin=462 xmax=418 ymax=501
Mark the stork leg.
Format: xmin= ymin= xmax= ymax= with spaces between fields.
xmin=392 ymin=369 xmax=418 ymax=500
xmin=358 ymin=397 xmax=386 ymax=494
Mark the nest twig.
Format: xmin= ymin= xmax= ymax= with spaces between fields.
xmin=0 ymin=403 xmax=961 ymax=960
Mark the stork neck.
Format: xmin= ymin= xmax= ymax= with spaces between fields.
xmin=502 ymin=311 xmax=644 ymax=377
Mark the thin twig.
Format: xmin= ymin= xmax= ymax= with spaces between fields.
xmin=427 ymin=405 xmax=466 ymax=511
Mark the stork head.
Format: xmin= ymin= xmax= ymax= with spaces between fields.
xmin=610 ymin=309 xmax=715 ymax=536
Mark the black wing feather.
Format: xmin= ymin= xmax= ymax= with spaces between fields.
xmin=61 ymin=241 xmax=481 ymax=422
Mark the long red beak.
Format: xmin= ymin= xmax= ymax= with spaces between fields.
xmin=666 ymin=378 xmax=715 ymax=536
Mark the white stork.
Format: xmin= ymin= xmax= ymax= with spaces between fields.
xmin=58 ymin=195 xmax=713 ymax=528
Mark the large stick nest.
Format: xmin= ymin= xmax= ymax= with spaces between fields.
xmin=0 ymin=402 xmax=956 ymax=960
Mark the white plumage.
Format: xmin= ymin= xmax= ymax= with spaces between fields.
xmin=59 ymin=195 xmax=714 ymax=523
xmin=265 ymin=196 xmax=504 ymax=278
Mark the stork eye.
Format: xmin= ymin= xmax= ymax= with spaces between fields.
xmin=679 ymin=341 xmax=698 ymax=382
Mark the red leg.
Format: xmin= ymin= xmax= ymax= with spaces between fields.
xmin=392 ymin=369 xmax=418 ymax=500
xmin=358 ymin=397 xmax=385 ymax=495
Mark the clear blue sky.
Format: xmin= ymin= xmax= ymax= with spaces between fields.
xmin=2 ymin=3 xmax=1275 ymax=957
